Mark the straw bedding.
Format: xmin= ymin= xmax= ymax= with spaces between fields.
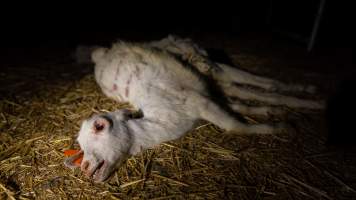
xmin=0 ymin=47 xmax=355 ymax=200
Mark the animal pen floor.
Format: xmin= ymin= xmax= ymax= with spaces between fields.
xmin=0 ymin=33 xmax=355 ymax=199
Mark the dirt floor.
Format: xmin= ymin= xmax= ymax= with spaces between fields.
xmin=0 ymin=32 xmax=355 ymax=199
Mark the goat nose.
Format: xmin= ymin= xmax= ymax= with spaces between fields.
xmin=81 ymin=160 xmax=90 ymax=173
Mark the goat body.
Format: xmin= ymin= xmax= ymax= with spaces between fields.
xmin=65 ymin=36 xmax=323 ymax=182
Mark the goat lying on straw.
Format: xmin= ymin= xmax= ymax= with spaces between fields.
xmin=65 ymin=35 xmax=323 ymax=182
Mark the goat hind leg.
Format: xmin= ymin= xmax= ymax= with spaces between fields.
xmin=216 ymin=64 xmax=316 ymax=94
xmin=223 ymin=85 xmax=324 ymax=109
xmin=193 ymin=94 xmax=286 ymax=134
xmin=229 ymin=100 xmax=286 ymax=116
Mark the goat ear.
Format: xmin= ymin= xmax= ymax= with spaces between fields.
xmin=128 ymin=109 xmax=144 ymax=119
xmin=116 ymin=109 xmax=143 ymax=121
xmin=91 ymin=47 xmax=108 ymax=63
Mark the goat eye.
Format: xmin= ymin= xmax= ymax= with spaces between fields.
xmin=94 ymin=121 xmax=105 ymax=133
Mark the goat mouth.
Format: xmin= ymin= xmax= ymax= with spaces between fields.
xmin=92 ymin=160 xmax=106 ymax=180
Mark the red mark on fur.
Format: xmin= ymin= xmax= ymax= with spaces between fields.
xmin=125 ymin=86 xmax=129 ymax=97
xmin=125 ymin=75 xmax=132 ymax=98
xmin=134 ymin=65 xmax=141 ymax=79
xmin=112 ymin=84 xmax=118 ymax=91
xmin=115 ymin=66 xmax=120 ymax=80
xmin=126 ymin=75 xmax=132 ymax=85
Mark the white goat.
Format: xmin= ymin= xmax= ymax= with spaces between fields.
xmin=65 ymin=36 xmax=323 ymax=182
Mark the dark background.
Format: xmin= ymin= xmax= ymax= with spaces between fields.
xmin=0 ymin=1 xmax=353 ymax=49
